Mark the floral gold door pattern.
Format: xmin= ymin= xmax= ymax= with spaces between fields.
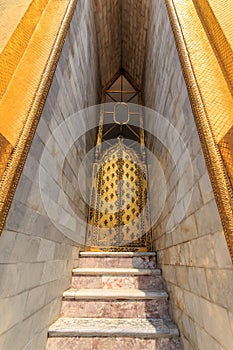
xmin=85 ymin=75 xmax=152 ymax=252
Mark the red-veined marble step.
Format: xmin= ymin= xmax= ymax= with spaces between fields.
xmin=61 ymin=288 xmax=169 ymax=319
xmin=46 ymin=251 xmax=180 ymax=349
xmin=79 ymin=252 xmax=157 ymax=269
xmin=71 ymin=268 xmax=164 ymax=290
xmin=46 ymin=336 xmax=180 ymax=350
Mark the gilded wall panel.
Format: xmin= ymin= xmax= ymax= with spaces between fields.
xmin=0 ymin=0 xmax=78 ymax=233
xmin=165 ymin=0 xmax=233 ymax=261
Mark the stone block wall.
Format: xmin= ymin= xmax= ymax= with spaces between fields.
xmin=121 ymin=0 xmax=151 ymax=88
xmin=143 ymin=1 xmax=233 ymax=349
xmin=93 ymin=0 xmax=121 ymax=87
xmin=93 ymin=0 xmax=151 ymax=88
xmin=0 ymin=1 xmax=100 ymax=349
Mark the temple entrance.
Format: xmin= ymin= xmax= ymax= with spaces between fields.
xmin=85 ymin=74 xmax=152 ymax=251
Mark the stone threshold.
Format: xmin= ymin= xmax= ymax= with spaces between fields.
xmin=80 ymin=252 xmax=156 ymax=257
xmin=48 ymin=317 xmax=179 ymax=338
xmin=72 ymin=268 xmax=161 ymax=276
xmin=63 ymin=288 xmax=168 ymax=300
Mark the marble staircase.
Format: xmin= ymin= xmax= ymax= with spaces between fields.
xmin=46 ymin=252 xmax=180 ymax=349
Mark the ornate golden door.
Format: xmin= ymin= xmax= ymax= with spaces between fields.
xmin=85 ymin=75 xmax=152 ymax=252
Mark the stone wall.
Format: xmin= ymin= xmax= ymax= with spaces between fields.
xmin=0 ymin=1 xmax=100 ymax=349
xmin=93 ymin=0 xmax=121 ymax=87
xmin=121 ymin=0 xmax=151 ymax=88
xmin=93 ymin=0 xmax=150 ymax=88
xmin=143 ymin=1 xmax=233 ymax=349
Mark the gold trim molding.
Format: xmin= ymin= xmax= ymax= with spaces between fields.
xmin=0 ymin=0 xmax=78 ymax=233
xmin=165 ymin=0 xmax=233 ymax=262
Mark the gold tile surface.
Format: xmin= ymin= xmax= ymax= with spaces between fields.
xmin=166 ymin=0 xmax=233 ymax=261
xmin=0 ymin=0 xmax=77 ymax=233
xmin=0 ymin=0 xmax=32 ymax=52
xmin=0 ymin=0 xmax=49 ymax=100
xmin=193 ymin=0 xmax=233 ymax=96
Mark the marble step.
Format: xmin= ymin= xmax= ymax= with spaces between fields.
xmin=79 ymin=252 xmax=157 ymax=269
xmin=72 ymin=268 xmax=163 ymax=290
xmin=61 ymin=288 xmax=169 ymax=318
xmin=46 ymin=336 xmax=180 ymax=350
xmin=72 ymin=267 xmax=160 ymax=275
xmin=80 ymin=252 xmax=156 ymax=257
xmin=48 ymin=317 xmax=179 ymax=338
xmin=63 ymin=288 xmax=168 ymax=300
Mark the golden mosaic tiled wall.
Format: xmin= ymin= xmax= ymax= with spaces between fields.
xmin=165 ymin=0 xmax=233 ymax=261
xmin=0 ymin=0 xmax=78 ymax=233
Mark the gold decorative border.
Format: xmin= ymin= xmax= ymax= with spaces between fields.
xmin=165 ymin=0 xmax=233 ymax=262
xmin=0 ymin=0 xmax=78 ymax=234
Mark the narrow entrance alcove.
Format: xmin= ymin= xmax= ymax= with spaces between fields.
xmin=85 ymin=74 xmax=152 ymax=252
xmin=0 ymin=1 xmax=233 ymax=349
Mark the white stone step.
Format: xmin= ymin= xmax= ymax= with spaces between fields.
xmin=80 ymin=252 xmax=156 ymax=257
xmin=72 ymin=267 xmax=161 ymax=276
xmin=63 ymin=288 xmax=168 ymax=300
xmin=48 ymin=317 xmax=179 ymax=338
xmin=79 ymin=252 xmax=157 ymax=269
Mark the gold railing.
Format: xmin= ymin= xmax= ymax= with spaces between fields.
xmin=166 ymin=0 xmax=233 ymax=262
